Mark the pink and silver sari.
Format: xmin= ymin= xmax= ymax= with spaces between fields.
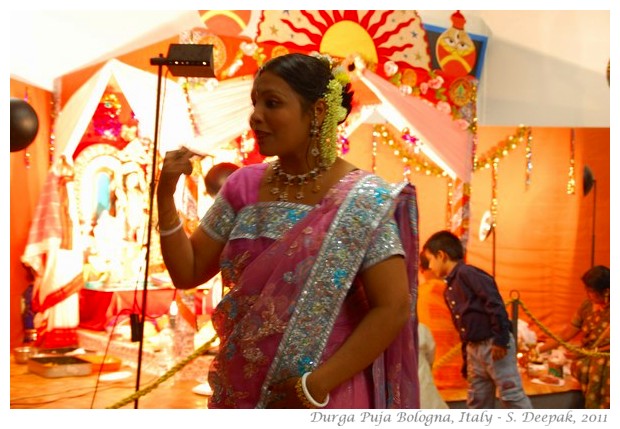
xmin=200 ymin=163 xmax=420 ymax=408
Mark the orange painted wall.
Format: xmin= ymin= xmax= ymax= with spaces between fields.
xmin=10 ymin=79 xmax=53 ymax=349
xmin=467 ymin=127 xmax=610 ymax=338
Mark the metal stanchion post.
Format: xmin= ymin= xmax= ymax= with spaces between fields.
xmin=509 ymin=290 xmax=520 ymax=353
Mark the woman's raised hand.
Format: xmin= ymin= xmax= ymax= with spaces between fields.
xmin=158 ymin=147 xmax=197 ymax=196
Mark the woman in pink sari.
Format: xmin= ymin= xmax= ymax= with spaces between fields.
xmin=157 ymin=53 xmax=420 ymax=408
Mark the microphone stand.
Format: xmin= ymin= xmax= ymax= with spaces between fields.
xmin=133 ymin=54 xmax=165 ymax=409
xmin=583 ymin=164 xmax=597 ymax=268
xmin=133 ymin=46 xmax=214 ymax=409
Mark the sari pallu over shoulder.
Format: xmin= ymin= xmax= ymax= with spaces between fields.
xmin=370 ymin=183 xmax=420 ymax=409
xmin=208 ymin=170 xmax=420 ymax=408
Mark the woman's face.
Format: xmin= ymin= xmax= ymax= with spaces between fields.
xmin=249 ymin=71 xmax=312 ymax=159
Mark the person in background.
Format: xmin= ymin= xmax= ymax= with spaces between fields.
xmin=156 ymin=53 xmax=420 ymax=408
xmin=417 ymin=323 xmax=450 ymax=409
xmin=421 ymin=230 xmax=532 ymax=409
xmin=538 ymin=265 xmax=610 ymax=408
xmin=418 ymin=251 xmax=464 ymax=390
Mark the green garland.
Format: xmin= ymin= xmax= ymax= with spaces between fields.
xmin=319 ymin=67 xmax=349 ymax=167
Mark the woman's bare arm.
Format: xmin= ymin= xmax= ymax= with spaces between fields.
xmin=157 ymin=148 xmax=224 ymax=289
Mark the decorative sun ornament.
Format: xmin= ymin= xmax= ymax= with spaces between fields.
xmin=255 ymin=11 xmax=430 ymax=71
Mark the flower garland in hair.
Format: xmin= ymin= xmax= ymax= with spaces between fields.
xmin=319 ymin=66 xmax=350 ymax=167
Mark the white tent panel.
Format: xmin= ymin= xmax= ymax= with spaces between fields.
xmin=185 ymin=76 xmax=254 ymax=155
xmin=55 ymin=59 xmax=194 ymax=162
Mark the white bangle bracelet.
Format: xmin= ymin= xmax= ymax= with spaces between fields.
xmin=159 ymin=220 xmax=183 ymax=237
xmin=301 ymin=372 xmax=329 ymax=408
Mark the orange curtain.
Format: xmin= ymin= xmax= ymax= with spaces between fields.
xmin=467 ymin=127 xmax=610 ymax=339
xmin=344 ymin=125 xmax=610 ymax=342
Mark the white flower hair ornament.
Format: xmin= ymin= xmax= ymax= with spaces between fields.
xmin=310 ymin=51 xmax=334 ymax=68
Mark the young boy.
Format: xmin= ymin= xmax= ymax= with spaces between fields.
xmin=421 ymin=230 xmax=532 ymax=409
xmin=418 ymin=252 xmax=463 ymax=388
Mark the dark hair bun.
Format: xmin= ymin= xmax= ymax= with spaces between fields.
xmin=581 ymin=265 xmax=610 ymax=293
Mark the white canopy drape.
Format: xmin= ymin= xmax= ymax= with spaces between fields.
xmin=55 ymin=59 xmax=194 ymax=162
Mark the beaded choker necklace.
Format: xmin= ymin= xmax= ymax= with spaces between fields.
xmin=267 ymin=160 xmax=329 ymax=202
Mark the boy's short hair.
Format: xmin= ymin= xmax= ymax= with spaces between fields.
xmin=419 ymin=251 xmax=430 ymax=270
xmin=422 ymin=230 xmax=464 ymax=261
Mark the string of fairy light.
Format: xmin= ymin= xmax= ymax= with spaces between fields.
xmin=472 ymin=125 xmax=533 ymax=225
xmin=181 ymin=82 xmax=201 ymax=137
xmin=49 ymin=82 xmax=60 ymax=167
xmin=23 ymin=88 xmax=32 ymax=168
xmin=371 ymin=124 xmax=535 ymax=230
xmin=446 ymin=179 xmax=454 ymax=229
xmin=472 ymin=125 xmax=533 ymax=173
xmin=371 ymin=124 xmax=447 ymax=179
xmin=19 ymin=86 xmax=57 ymax=169
xmin=566 ymin=128 xmax=576 ymax=195
xmin=372 ymin=124 xmax=534 ymax=181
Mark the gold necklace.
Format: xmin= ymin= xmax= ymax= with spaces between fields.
xmin=267 ymin=160 xmax=327 ymax=202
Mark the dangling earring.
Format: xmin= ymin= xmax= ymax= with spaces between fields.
xmin=310 ymin=116 xmax=320 ymax=157
xmin=310 ymin=117 xmax=320 ymax=138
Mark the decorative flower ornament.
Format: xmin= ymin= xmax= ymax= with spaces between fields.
xmin=240 ymin=41 xmax=258 ymax=56
xmin=319 ymin=65 xmax=350 ymax=167
xmin=384 ymin=61 xmax=399 ymax=77
xmin=399 ymin=85 xmax=413 ymax=96
xmin=310 ymin=51 xmax=333 ymax=67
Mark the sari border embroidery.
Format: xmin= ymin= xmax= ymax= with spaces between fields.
xmin=230 ymin=203 xmax=312 ymax=241
xmin=256 ymin=174 xmax=407 ymax=407
xmin=199 ymin=193 xmax=236 ymax=242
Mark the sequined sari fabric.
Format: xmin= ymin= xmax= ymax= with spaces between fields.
xmin=570 ymin=300 xmax=610 ymax=408
xmin=201 ymin=163 xmax=420 ymax=408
